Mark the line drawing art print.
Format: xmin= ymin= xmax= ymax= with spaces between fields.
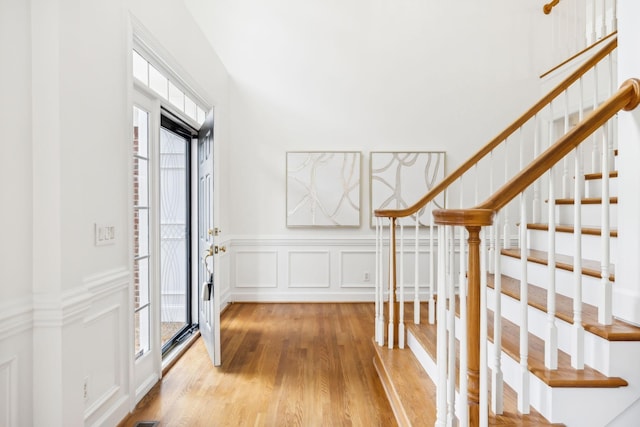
xmin=370 ymin=151 xmax=445 ymax=226
xmin=287 ymin=152 xmax=361 ymax=227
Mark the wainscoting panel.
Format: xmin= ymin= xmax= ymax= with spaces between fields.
xmin=0 ymin=296 xmax=33 ymax=427
xmin=288 ymin=251 xmax=330 ymax=288
xmin=82 ymin=268 xmax=130 ymax=427
xmin=235 ymin=250 xmax=278 ymax=288
xmin=340 ymin=250 xmax=376 ymax=288
xmin=0 ymin=356 xmax=17 ymax=427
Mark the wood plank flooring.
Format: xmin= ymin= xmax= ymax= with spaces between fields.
xmin=119 ymin=303 xmax=398 ymax=427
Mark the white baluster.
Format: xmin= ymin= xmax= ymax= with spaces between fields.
xmin=488 ymin=151 xmax=495 ymax=273
xmin=590 ymin=0 xmax=597 ymax=44
xmin=562 ymin=91 xmax=571 ymax=199
xmin=399 ymin=222 xmax=405 ymax=349
xmin=518 ymin=192 xmax=530 ymax=414
xmin=503 ymin=138 xmax=511 ymax=249
xmin=388 ymin=218 xmax=395 ymax=349
xmin=429 ymin=210 xmax=436 ymax=325
xmin=415 ymin=213 xmax=420 ymax=325
xmin=592 ymin=64 xmax=601 ymax=173
xmin=480 ymin=225 xmax=488 ymax=427
xmin=600 ymin=0 xmax=607 ymax=40
xmin=446 ymin=226 xmax=456 ymax=427
xmin=546 ymin=165 xmax=559 ymax=369
xmin=435 ymin=223 xmax=448 ymax=427
xmin=611 ymin=0 xmax=617 ymax=32
xmin=533 ymin=116 xmax=542 ymax=223
xmin=600 ymin=123 xmax=613 ymax=325
xmin=572 ymin=146 xmax=585 ymax=369
xmin=375 ymin=218 xmax=382 ymax=345
xmin=492 ymin=212 xmax=504 ymax=414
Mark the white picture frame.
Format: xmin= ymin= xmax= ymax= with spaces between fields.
xmin=287 ymin=151 xmax=361 ymax=227
xmin=370 ymin=151 xmax=445 ymax=226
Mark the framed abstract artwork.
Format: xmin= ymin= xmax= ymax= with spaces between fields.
xmin=286 ymin=151 xmax=361 ymax=227
xmin=370 ymin=151 xmax=445 ymax=226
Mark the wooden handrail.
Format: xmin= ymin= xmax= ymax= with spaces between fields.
xmin=433 ymin=78 xmax=640 ymax=226
xmin=540 ymin=31 xmax=617 ymax=79
xmin=543 ymin=0 xmax=560 ymax=15
xmin=374 ymin=37 xmax=617 ymax=220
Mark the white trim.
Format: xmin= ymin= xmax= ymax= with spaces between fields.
xmin=32 ymin=286 xmax=92 ymax=328
xmin=0 ymin=297 xmax=32 ymax=340
xmin=84 ymin=267 xmax=130 ymax=299
xmin=129 ymin=15 xmax=212 ymax=111
xmin=0 ymin=356 xmax=18 ymax=427
xmin=231 ymin=290 xmax=376 ymax=303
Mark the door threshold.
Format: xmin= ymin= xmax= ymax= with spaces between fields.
xmin=162 ymin=330 xmax=201 ymax=376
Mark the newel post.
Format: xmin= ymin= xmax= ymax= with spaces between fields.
xmin=433 ymin=208 xmax=493 ymax=427
xmin=466 ymin=225 xmax=482 ymax=427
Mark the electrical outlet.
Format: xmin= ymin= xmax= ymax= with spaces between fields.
xmin=363 ymin=271 xmax=370 ymax=282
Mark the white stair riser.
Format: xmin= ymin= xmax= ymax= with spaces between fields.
xmin=585 ymin=177 xmax=618 ymax=198
xmin=528 ymin=229 xmax=618 ymax=264
xmin=500 ymin=255 xmax=608 ymax=307
xmin=487 ymin=286 xmax=614 ymax=375
xmin=556 ymin=203 xmax=617 ymax=228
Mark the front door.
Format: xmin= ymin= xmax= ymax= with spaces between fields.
xmin=198 ymin=110 xmax=221 ymax=366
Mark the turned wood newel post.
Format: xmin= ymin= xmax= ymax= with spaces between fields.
xmin=466 ymin=225 xmax=482 ymax=427
xmin=433 ymin=208 xmax=493 ymax=427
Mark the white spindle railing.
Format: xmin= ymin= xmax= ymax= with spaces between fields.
xmin=372 ymin=38 xmax=625 ymax=426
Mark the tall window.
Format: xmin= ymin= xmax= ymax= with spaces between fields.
xmin=133 ymin=106 xmax=151 ymax=359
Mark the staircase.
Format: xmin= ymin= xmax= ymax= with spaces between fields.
xmin=373 ymin=136 xmax=640 ymax=426
xmin=371 ymin=26 xmax=640 ymax=426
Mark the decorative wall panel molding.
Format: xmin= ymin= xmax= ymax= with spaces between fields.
xmin=339 ymin=250 xmax=376 ymax=288
xmin=370 ymin=151 xmax=445 ymax=226
xmin=288 ymin=251 xmax=330 ymax=288
xmin=235 ymin=251 xmax=278 ymax=288
xmin=0 ymin=357 xmax=17 ymax=427
xmin=0 ymin=297 xmax=32 ymax=341
xmin=287 ymin=151 xmax=361 ymax=227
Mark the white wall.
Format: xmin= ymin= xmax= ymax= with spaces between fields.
xmin=185 ymin=0 xmax=552 ymax=301
xmin=0 ymin=0 xmax=230 ymax=425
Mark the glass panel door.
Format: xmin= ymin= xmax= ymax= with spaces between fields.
xmin=159 ymin=123 xmax=193 ymax=353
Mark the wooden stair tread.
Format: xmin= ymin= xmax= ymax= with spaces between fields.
xmin=489 ymin=311 xmax=627 ymax=388
xmin=501 ymin=248 xmax=615 ymax=281
xmin=404 ymin=302 xmax=626 ymax=389
xmin=488 ymin=274 xmax=640 ymax=341
xmin=584 ymin=171 xmax=618 ymax=180
xmin=554 ymin=197 xmax=617 ymax=204
xmin=404 ymin=325 xmax=563 ymax=425
xmin=373 ymin=337 xmax=436 ymax=426
xmin=527 ymin=223 xmax=618 ymax=238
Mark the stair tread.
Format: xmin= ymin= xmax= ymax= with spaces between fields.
xmin=373 ymin=337 xmax=437 ymax=426
xmin=584 ymin=171 xmax=618 ymax=180
xmin=527 ymin=223 xmax=618 ymax=237
xmin=489 ymin=311 xmax=627 ymax=388
xmin=377 ymin=305 xmax=563 ymax=426
xmin=501 ymin=248 xmax=615 ymax=282
xmin=405 ymin=302 xmax=627 ymax=389
xmin=488 ymin=274 xmax=640 ymax=341
xmin=554 ymin=197 xmax=617 ymax=204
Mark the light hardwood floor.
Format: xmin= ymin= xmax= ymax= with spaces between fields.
xmin=119 ymin=303 xmax=398 ymax=427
